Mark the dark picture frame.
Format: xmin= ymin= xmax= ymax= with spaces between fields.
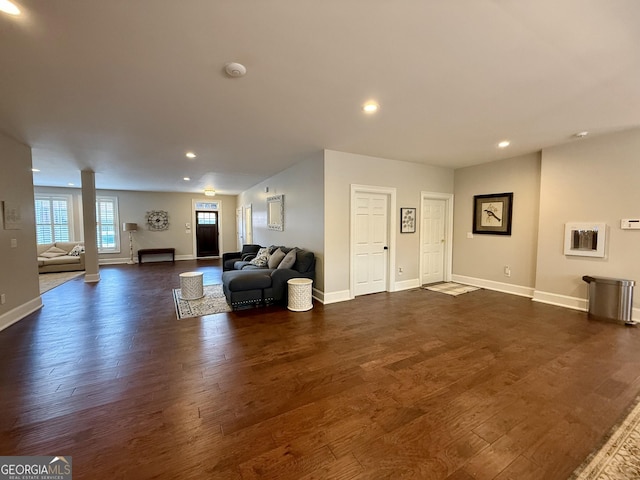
xmin=472 ymin=193 xmax=513 ymax=235
xmin=400 ymin=207 xmax=416 ymax=233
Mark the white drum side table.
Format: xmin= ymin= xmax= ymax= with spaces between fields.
xmin=180 ymin=272 xmax=204 ymax=300
xmin=287 ymin=278 xmax=313 ymax=311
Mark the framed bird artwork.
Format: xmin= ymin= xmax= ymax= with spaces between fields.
xmin=472 ymin=193 xmax=513 ymax=235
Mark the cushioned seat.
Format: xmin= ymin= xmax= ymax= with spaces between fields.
xmin=222 ymin=244 xmax=262 ymax=271
xmin=37 ymin=241 xmax=85 ymax=273
xmin=222 ymin=270 xmax=273 ymax=309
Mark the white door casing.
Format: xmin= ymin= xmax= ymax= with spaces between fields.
xmin=350 ymin=185 xmax=397 ymax=298
xmin=244 ymin=204 xmax=253 ymax=244
xmin=420 ymin=192 xmax=454 ymax=285
xmin=236 ymin=207 xmax=243 ymax=250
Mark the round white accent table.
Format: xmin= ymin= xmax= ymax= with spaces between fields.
xmin=179 ymin=272 xmax=204 ymax=300
xmin=287 ymin=278 xmax=313 ymax=311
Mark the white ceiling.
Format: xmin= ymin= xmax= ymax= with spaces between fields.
xmin=1 ymin=1 xmax=639 ymax=194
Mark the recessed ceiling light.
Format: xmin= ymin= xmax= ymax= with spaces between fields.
xmin=363 ymin=101 xmax=379 ymax=114
xmin=31 ymin=168 xmax=40 ymax=172
xmin=575 ymin=131 xmax=589 ymax=138
xmin=186 ymin=152 xmax=196 ymax=159
xmin=498 ymin=140 xmax=511 ymax=148
xmin=0 ymin=0 xmax=20 ymax=15
xmin=183 ymin=177 xmax=190 ymax=181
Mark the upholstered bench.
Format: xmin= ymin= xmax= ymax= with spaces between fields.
xmin=138 ymin=248 xmax=175 ymax=264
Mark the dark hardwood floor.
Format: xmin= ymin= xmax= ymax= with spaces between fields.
xmin=1 ymin=260 xmax=640 ymax=479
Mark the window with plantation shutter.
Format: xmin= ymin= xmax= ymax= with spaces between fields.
xmin=96 ymin=196 xmax=120 ymax=253
xmin=35 ymin=195 xmax=72 ymax=244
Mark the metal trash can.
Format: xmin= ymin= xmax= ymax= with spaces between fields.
xmin=582 ymin=275 xmax=635 ymax=324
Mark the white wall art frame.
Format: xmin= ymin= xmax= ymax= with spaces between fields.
xmin=564 ymin=222 xmax=607 ymax=258
xmin=267 ymin=194 xmax=284 ymax=231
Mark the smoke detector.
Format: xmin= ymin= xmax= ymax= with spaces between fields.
xmin=225 ymin=62 xmax=246 ymax=77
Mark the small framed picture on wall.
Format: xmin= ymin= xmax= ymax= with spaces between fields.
xmin=400 ymin=207 xmax=416 ymax=233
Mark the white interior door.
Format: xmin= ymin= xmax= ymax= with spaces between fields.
xmin=354 ymin=192 xmax=389 ymax=296
xmin=421 ymin=198 xmax=446 ymax=285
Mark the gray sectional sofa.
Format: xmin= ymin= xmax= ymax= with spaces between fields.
xmin=221 ymin=246 xmax=315 ymax=309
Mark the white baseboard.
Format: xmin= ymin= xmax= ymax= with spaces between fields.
xmin=451 ymin=274 xmax=534 ymax=298
xmin=84 ymin=273 xmax=100 ymax=283
xmin=99 ymin=254 xmax=201 ymax=265
xmin=321 ymin=289 xmax=352 ymax=305
xmin=0 ymin=297 xmax=43 ymax=332
xmin=393 ymin=278 xmax=420 ymax=292
xmin=531 ymin=290 xmax=640 ymax=321
xmin=531 ymin=290 xmax=587 ymax=311
xmin=99 ymin=257 xmax=130 ymax=265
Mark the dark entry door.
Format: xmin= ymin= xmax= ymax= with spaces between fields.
xmin=196 ymin=211 xmax=219 ymax=257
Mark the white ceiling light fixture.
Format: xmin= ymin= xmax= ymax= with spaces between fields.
xmin=185 ymin=152 xmax=196 ymax=159
xmin=183 ymin=177 xmax=190 ymax=181
xmin=204 ymin=188 xmax=216 ymax=197
xmin=575 ymin=131 xmax=589 ymax=138
xmin=225 ymin=62 xmax=247 ymax=78
xmin=362 ymin=101 xmax=379 ymax=114
xmin=497 ymin=140 xmax=511 ymax=148
xmin=0 ymin=0 xmax=20 ymax=15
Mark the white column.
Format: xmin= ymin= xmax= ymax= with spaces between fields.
xmin=81 ymin=169 xmax=100 ymax=283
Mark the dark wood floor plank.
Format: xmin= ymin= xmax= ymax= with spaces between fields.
xmin=1 ymin=261 xmax=640 ymax=479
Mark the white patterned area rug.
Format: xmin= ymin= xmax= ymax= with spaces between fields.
xmin=39 ymin=271 xmax=84 ymax=294
xmin=570 ymin=397 xmax=640 ymax=480
xmin=423 ymin=282 xmax=480 ymax=296
xmin=172 ymin=284 xmax=231 ymax=319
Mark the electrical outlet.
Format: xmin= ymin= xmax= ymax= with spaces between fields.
xmin=1 ymin=293 xmax=5 ymax=305
xmin=504 ymin=266 xmax=511 ymax=277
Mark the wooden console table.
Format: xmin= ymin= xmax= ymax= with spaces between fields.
xmin=138 ymin=248 xmax=175 ymax=264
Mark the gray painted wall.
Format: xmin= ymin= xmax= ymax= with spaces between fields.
xmin=535 ymin=128 xmax=640 ymax=307
xmin=324 ymin=149 xmax=454 ymax=299
xmin=238 ymin=152 xmax=325 ymax=291
xmin=0 ymin=132 xmax=40 ymax=330
xmin=453 ymin=152 xmax=541 ymax=289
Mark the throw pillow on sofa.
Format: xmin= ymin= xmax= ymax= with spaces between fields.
xmin=267 ymin=248 xmax=286 ymax=269
xmin=68 ymin=244 xmax=85 ymax=256
xmin=277 ymin=248 xmax=297 ymax=269
xmin=40 ymin=246 xmax=68 ymax=258
xmin=250 ymin=248 xmax=270 ymax=267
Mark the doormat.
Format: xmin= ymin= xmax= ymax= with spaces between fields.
xmin=172 ymin=284 xmax=232 ymax=319
xmin=423 ymin=282 xmax=480 ymax=296
xmin=570 ymin=394 xmax=640 ymax=479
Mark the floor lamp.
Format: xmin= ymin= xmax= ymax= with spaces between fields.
xmin=122 ymin=223 xmax=138 ymax=264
